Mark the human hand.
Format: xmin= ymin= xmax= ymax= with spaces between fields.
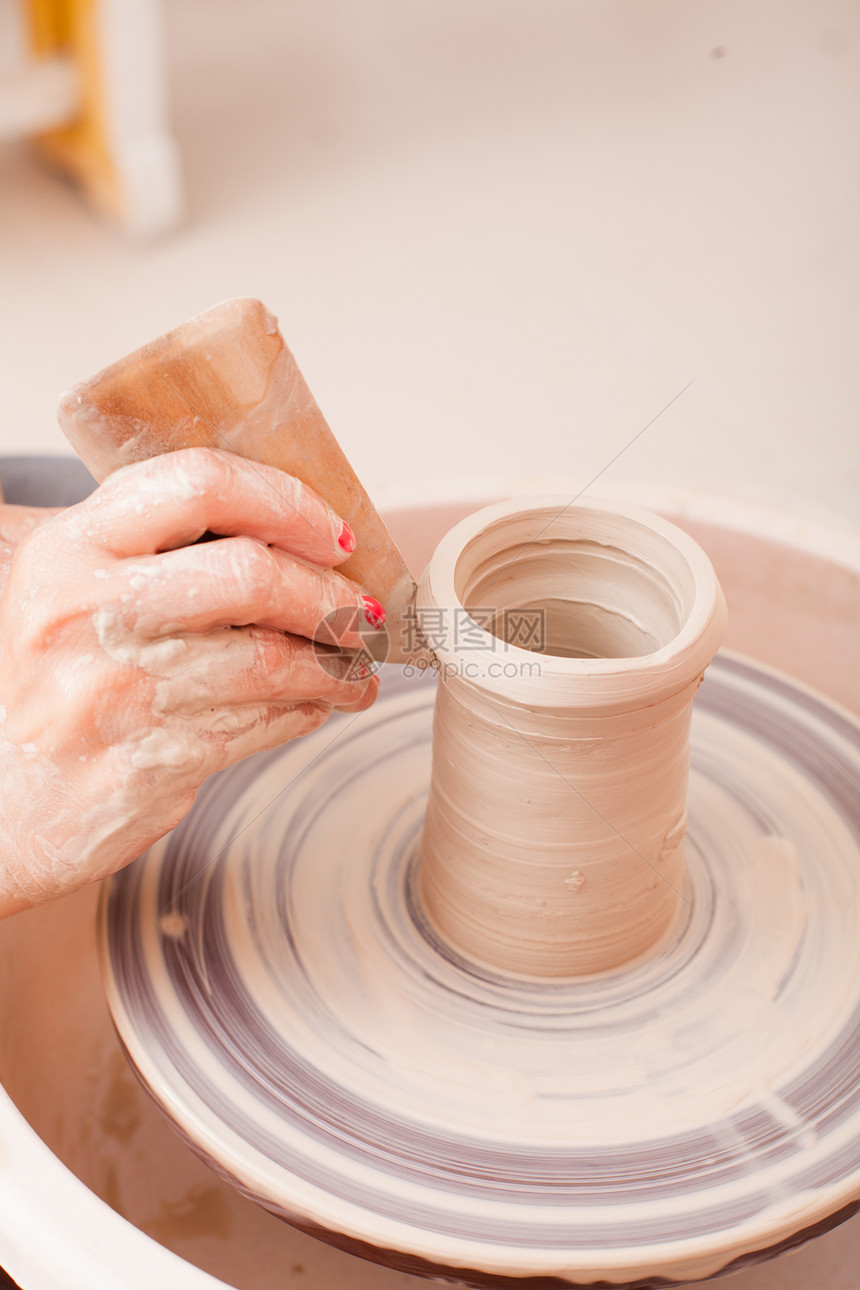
xmin=0 ymin=503 xmax=63 ymax=594
xmin=0 ymin=449 xmax=381 ymax=916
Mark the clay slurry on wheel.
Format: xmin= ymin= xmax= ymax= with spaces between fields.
xmin=100 ymin=657 xmax=860 ymax=1287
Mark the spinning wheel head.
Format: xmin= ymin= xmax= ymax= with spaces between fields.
xmin=101 ymin=656 xmax=860 ymax=1288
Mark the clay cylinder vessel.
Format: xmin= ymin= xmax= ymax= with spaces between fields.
xmin=415 ymin=497 xmax=727 ymax=978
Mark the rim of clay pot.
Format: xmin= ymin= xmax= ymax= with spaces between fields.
xmin=416 ymin=495 xmax=727 ymax=710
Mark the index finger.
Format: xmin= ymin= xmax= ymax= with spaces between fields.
xmin=58 ymin=448 xmax=355 ymax=566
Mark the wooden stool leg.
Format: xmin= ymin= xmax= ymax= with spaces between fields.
xmin=25 ymin=0 xmax=183 ymax=235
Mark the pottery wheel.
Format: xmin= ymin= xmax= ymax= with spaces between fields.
xmin=100 ymin=653 xmax=860 ymax=1288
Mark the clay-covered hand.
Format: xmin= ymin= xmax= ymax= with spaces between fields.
xmin=0 ymin=449 xmax=381 ymax=917
xmin=0 ymin=503 xmax=63 ymax=595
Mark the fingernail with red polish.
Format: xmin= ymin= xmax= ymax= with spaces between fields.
xmin=362 ymin=595 xmax=386 ymax=629
xmin=338 ymin=522 xmax=356 ymax=554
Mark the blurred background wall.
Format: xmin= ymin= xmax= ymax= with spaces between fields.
xmin=1 ymin=0 xmax=858 ymax=527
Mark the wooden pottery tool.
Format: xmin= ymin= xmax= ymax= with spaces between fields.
xmin=57 ymin=297 xmax=421 ymax=664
